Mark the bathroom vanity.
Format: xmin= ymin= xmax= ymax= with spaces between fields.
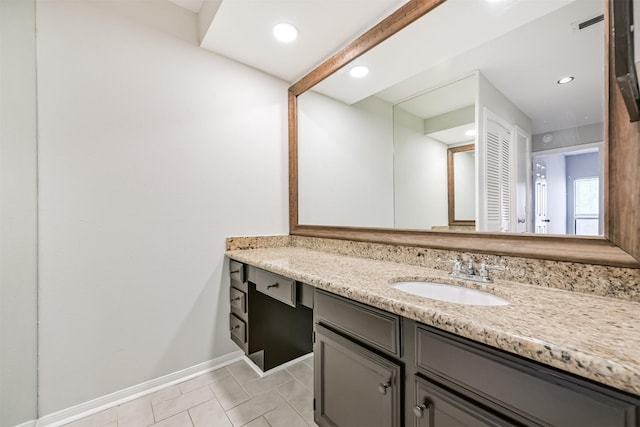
xmin=229 ymin=259 xmax=313 ymax=371
xmin=226 ymin=245 xmax=640 ymax=427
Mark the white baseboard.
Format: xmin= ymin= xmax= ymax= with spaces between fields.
xmin=244 ymin=352 xmax=313 ymax=378
xmin=37 ymin=351 xmax=244 ymax=427
xmin=14 ymin=420 xmax=37 ymax=427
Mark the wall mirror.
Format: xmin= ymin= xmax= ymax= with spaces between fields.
xmin=289 ymin=0 xmax=640 ymax=268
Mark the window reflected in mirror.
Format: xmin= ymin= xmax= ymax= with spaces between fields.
xmin=532 ymin=145 xmax=603 ymax=235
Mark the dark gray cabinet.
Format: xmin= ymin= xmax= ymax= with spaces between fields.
xmin=229 ymin=260 xmax=249 ymax=353
xmin=415 ymin=324 xmax=640 ymax=427
xmin=312 ymin=289 xmax=640 ymax=427
xmin=314 ymin=289 xmax=400 ymax=356
xmin=414 ymin=376 xmax=514 ymax=427
xmin=314 ymin=290 xmax=403 ymax=427
xmin=228 ymin=260 xmax=313 ymax=371
xmin=314 ymin=324 xmax=401 ymax=427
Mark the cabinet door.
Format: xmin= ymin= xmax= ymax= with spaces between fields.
xmin=314 ymin=324 xmax=401 ymax=427
xmin=414 ymin=376 xmax=516 ymax=427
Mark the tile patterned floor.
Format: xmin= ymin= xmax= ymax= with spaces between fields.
xmin=64 ymin=357 xmax=317 ymax=427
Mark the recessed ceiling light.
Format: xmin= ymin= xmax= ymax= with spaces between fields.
xmin=465 ymin=129 xmax=477 ymax=137
xmin=557 ymin=76 xmax=575 ymax=84
xmin=273 ymin=23 xmax=298 ymax=43
xmin=349 ymin=66 xmax=369 ymax=78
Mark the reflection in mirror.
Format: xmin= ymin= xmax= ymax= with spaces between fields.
xmin=393 ymin=74 xmax=476 ymax=231
xmin=297 ymin=0 xmax=605 ymax=236
xmin=531 ymin=143 xmax=604 ymax=235
xmin=448 ymin=144 xmax=475 ymax=228
xmin=298 ymin=92 xmax=394 ymax=228
xmin=393 ymin=75 xmax=477 ymax=230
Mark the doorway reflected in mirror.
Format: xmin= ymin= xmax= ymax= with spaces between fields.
xmin=532 ymin=143 xmax=603 ymax=236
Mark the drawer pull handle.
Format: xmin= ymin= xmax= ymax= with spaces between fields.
xmin=230 ymin=269 xmax=240 ymax=274
xmin=267 ymin=283 xmax=279 ymax=290
xmin=230 ymin=296 xmax=242 ymax=302
xmin=413 ymin=402 xmax=430 ymax=418
xmin=230 ymin=324 xmax=240 ymax=331
xmin=377 ymin=382 xmax=391 ymax=395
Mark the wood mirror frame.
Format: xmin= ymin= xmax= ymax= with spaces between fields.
xmin=288 ymin=0 xmax=640 ymax=269
xmin=447 ymin=144 xmax=475 ymax=228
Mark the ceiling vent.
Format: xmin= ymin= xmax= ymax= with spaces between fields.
xmin=573 ymin=14 xmax=604 ymax=31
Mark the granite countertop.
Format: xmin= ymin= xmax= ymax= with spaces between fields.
xmin=226 ymin=246 xmax=640 ymax=396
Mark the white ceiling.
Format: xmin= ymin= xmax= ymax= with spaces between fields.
xmin=395 ymin=74 xmax=477 ymax=120
xmin=313 ymin=0 xmax=604 ymax=135
xmin=169 ymin=0 xmax=409 ymax=83
xmin=428 ymin=124 xmax=476 ymax=146
xmin=312 ymin=0 xmax=574 ymax=105
xmin=168 ymin=0 xmax=605 ymax=135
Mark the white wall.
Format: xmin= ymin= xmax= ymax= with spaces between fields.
xmin=298 ymin=91 xmax=394 ymax=227
xmin=0 ymin=1 xmax=39 ymax=425
xmin=37 ymin=0 xmax=288 ymax=415
xmin=532 ymin=123 xmax=603 ymax=152
xmin=477 ymin=76 xmax=532 ymax=138
xmin=394 ymin=108 xmax=448 ymax=229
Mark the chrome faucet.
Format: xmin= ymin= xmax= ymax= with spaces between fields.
xmin=437 ymin=257 xmax=462 ymax=275
xmin=478 ymin=262 xmax=506 ymax=281
xmin=459 ymin=258 xmax=475 ymax=276
xmin=438 ymin=257 xmax=506 ymax=283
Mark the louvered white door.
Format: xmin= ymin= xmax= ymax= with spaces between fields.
xmin=483 ymin=112 xmax=514 ymax=232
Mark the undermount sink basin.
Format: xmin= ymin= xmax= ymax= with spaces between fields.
xmin=392 ymin=281 xmax=509 ymax=306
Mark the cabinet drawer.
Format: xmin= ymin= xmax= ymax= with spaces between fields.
xmin=413 ymin=376 xmax=514 ymax=427
xmin=315 ymin=290 xmax=400 ymax=356
xmin=253 ymin=268 xmax=296 ymax=308
xmin=230 ymin=314 xmax=247 ymax=345
xmin=230 ymin=286 xmax=246 ymax=314
xmin=416 ymin=325 xmax=638 ymax=426
xmin=229 ymin=260 xmax=245 ymax=283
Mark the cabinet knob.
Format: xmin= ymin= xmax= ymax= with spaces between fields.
xmin=413 ymin=402 xmax=430 ymax=418
xmin=377 ymin=382 xmax=391 ymax=395
xmin=267 ymin=283 xmax=279 ymax=290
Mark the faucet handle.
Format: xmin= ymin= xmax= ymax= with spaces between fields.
xmin=465 ymin=258 xmax=474 ymax=270
xmin=437 ymin=258 xmax=462 ymax=274
xmin=479 ymin=262 xmax=506 ymax=279
xmin=437 ymin=257 xmax=460 ymax=265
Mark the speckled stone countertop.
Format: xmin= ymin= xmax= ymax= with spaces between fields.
xmin=226 ymin=246 xmax=640 ymax=396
